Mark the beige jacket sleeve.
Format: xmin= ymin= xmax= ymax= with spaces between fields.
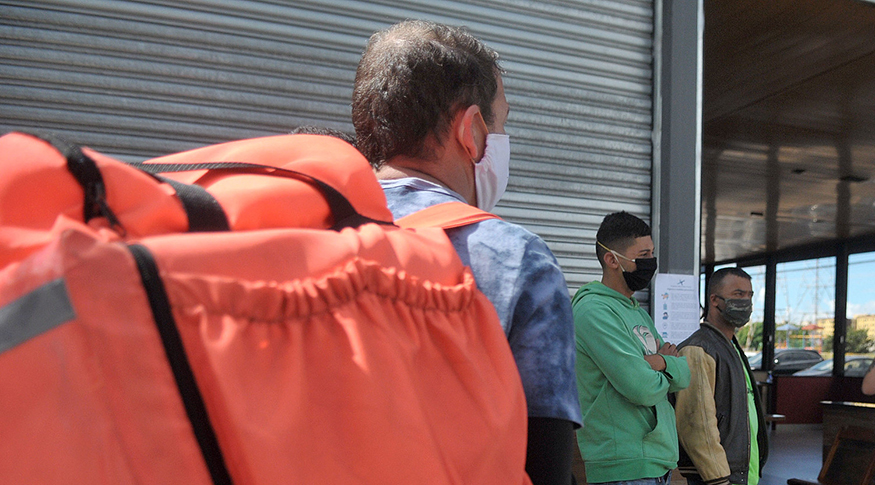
xmin=674 ymin=346 xmax=731 ymax=483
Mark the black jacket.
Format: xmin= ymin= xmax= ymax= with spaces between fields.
xmin=674 ymin=323 xmax=769 ymax=484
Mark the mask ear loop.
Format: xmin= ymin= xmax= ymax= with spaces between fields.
xmin=713 ymin=295 xmax=734 ymax=323
xmin=597 ymin=241 xmax=629 ymax=272
xmin=473 ymin=109 xmax=492 ymax=166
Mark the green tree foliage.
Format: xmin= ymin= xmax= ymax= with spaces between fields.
xmin=823 ymin=328 xmax=874 ymax=353
xmin=737 ymin=321 xmax=763 ymax=350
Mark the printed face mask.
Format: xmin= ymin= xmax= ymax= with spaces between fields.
xmin=474 ymin=133 xmax=510 ymax=212
xmin=717 ymin=296 xmax=753 ymax=327
xmin=598 ymin=241 xmax=658 ymax=292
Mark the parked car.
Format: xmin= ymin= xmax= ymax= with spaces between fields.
xmin=793 ymin=356 xmax=874 ymax=377
xmin=747 ymin=349 xmax=824 ymax=374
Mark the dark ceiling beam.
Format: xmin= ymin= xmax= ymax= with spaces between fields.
xmin=713 ymin=231 xmax=875 ymax=268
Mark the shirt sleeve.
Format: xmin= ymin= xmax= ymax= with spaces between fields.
xmin=674 ymin=346 xmax=732 ymax=483
xmin=663 ymin=354 xmax=692 ymax=392
xmin=575 ymin=303 xmax=683 ymax=407
xmin=506 ymin=236 xmax=582 ymax=425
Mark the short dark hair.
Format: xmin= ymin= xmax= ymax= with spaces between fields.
xmin=595 ymin=211 xmax=651 ymax=267
xmin=290 ymin=125 xmax=356 ymax=145
xmin=352 ymin=19 xmax=501 ymax=168
xmin=708 ymin=267 xmax=752 ymax=297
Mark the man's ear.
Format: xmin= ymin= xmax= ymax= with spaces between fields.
xmin=455 ymin=105 xmax=484 ymax=161
xmin=602 ymin=251 xmax=619 ymax=269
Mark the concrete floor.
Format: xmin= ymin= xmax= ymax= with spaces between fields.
xmin=575 ymin=423 xmax=825 ymax=484
xmin=759 ymin=423 xmax=823 ymax=485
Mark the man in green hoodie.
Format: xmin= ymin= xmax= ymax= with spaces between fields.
xmin=573 ymin=211 xmax=690 ymax=484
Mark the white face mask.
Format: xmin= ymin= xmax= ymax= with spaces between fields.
xmin=474 ymin=133 xmax=510 ymax=211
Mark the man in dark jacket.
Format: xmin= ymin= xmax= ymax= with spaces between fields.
xmin=674 ymin=267 xmax=769 ymax=485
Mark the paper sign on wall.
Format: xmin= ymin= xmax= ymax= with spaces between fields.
xmin=653 ymin=273 xmax=701 ymax=344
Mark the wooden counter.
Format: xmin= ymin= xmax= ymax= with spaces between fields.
xmin=821 ymin=401 xmax=875 ymax=462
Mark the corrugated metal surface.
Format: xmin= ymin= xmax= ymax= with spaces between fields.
xmin=0 ymin=0 xmax=654 ymax=291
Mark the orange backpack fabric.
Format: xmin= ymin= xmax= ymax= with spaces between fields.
xmin=0 ymin=132 xmax=531 ymax=485
xmin=395 ymin=201 xmax=501 ymax=229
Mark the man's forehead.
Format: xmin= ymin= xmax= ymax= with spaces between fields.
xmin=487 ymin=74 xmax=510 ymax=133
xmin=723 ymin=275 xmax=753 ymax=292
xmin=630 ymin=236 xmax=654 ymax=251
xmin=619 ymin=236 xmax=653 ymax=256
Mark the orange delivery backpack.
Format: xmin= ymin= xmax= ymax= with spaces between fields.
xmin=395 ymin=201 xmax=501 ymax=230
xmin=0 ymin=131 xmax=531 ymax=485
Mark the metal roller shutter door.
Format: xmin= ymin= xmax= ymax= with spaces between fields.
xmin=0 ymin=0 xmax=654 ymax=291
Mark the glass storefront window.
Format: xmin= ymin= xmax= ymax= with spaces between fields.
xmin=737 ymin=265 xmax=765 ymax=362
xmin=846 ymin=252 xmax=875 ymax=366
xmin=774 ymin=257 xmax=836 ymax=367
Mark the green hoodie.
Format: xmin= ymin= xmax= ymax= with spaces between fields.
xmin=572 ymin=281 xmax=690 ymax=483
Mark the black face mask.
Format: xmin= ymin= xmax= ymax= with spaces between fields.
xmin=599 ymin=241 xmax=658 ymax=292
xmin=621 ymin=256 xmax=658 ymax=292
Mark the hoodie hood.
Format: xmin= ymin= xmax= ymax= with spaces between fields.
xmin=572 ymin=281 xmax=640 ymax=309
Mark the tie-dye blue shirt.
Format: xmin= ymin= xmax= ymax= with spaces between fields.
xmin=381 ymin=178 xmax=582 ymax=425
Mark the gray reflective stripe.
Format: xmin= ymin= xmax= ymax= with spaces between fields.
xmin=0 ymin=279 xmax=76 ymax=354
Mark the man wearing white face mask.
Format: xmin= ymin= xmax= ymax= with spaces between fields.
xmin=352 ymin=20 xmax=582 ymax=485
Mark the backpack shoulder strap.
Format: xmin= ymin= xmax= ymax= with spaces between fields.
xmin=395 ymin=201 xmax=500 ymax=229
